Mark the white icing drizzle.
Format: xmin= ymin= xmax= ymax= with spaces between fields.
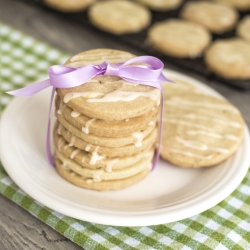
xmin=70 ymin=172 xmax=76 ymax=176
xmin=58 ymin=137 xmax=64 ymax=152
xmin=132 ymin=132 xmax=145 ymax=147
xmin=165 ymin=98 xmax=239 ymax=113
xmin=105 ymin=159 xmax=118 ymax=172
xmin=170 ymin=149 xmax=213 ymax=160
xmin=82 ymin=157 xmax=85 ymax=163
xmin=82 ymin=118 xmax=96 ymax=134
xmin=93 ymin=170 xmax=104 ymax=182
xmin=57 ymin=124 xmax=62 ymax=135
xmin=166 ymin=114 xmax=241 ymax=128
xmin=87 ymin=89 xmax=161 ymax=105
xmin=176 ymin=137 xmax=208 ymax=151
xmin=57 ymin=101 xmax=64 ymax=115
xmin=86 ymin=179 xmax=93 ymax=184
xmin=85 ymin=144 xmax=91 ymax=151
xmin=149 ymin=121 xmax=155 ymax=126
xmin=71 ymin=110 xmax=80 ymax=117
xmin=64 ymin=92 xmax=104 ymax=103
xmin=165 ymin=118 xmax=214 ymax=132
xmin=212 ymin=147 xmax=230 ymax=154
xmin=125 ymin=118 xmax=129 ymax=122
xmin=151 ymin=107 xmax=155 ymax=111
xmin=186 ymin=130 xmax=238 ymax=141
xmin=64 ymin=135 xmax=75 ymax=149
xmin=61 ymin=161 xmax=70 ymax=170
xmin=90 ymin=146 xmax=105 ymax=165
xmin=70 ymin=149 xmax=80 ymax=159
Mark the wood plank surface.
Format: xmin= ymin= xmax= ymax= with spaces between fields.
xmin=0 ymin=0 xmax=249 ymax=249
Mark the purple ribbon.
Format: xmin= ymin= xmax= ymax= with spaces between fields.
xmin=7 ymin=56 xmax=169 ymax=170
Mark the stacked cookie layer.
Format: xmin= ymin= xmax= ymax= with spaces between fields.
xmin=53 ymin=49 xmax=161 ymax=191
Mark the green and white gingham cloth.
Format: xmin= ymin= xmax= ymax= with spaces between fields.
xmin=1 ymin=22 xmax=250 ymax=250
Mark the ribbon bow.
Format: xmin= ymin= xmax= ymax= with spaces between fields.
xmin=8 ymin=56 xmax=169 ymax=169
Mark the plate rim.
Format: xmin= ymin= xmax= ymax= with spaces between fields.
xmin=1 ymin=69 xmax=250 ymax=226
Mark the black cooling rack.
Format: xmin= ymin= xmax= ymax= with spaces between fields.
xmin=19 ymin=0 xmax=250 ymax=90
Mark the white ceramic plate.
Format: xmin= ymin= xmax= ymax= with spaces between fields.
xmin=1 ymin=69 xmax=250 ymax=227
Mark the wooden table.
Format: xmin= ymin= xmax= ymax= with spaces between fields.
xmin=0 ymin=0 xmax=249 ymax=249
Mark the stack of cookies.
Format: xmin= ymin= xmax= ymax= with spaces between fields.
xmin=53 ymin=49 xmax=161 ymax=191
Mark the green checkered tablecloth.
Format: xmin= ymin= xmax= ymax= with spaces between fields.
xmin=1 ymin=21 xmax=250 ymax=250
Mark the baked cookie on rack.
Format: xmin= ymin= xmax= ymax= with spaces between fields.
xmin=214 ymin=0 xmax=250 ymax=11
xmin=205 ymin=38 xmax=250 ymax=79
xmin=148 ymin=19 xmax=211 ymax=58
xmin=237 ymin=16 xmax=250 ymax=42
xmin=135 ymin=0 xmax=183 ymax=11
xmin=181 ymin=1 xmax=238 ymax=34
xmin=88 ymin=0 xmax=151 ymax=34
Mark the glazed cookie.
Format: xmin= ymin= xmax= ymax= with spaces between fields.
xmin=55 ymin=95 xmax=158 ymax=137
xmin=54 ymin=132 xmax=153 ymax=171
xmin=88 ymin=0 xmax=151 ymax=35
xmin=148 ymin=19 xmax=211 ymax=58
xmin=214 ymin=0 xmax=250 ymax=11
xmin=55 ymin=158 xmax=151 ymax=191
xmin=181 ymin=1 xmax=238 ymax=34
xmin=205 ymin=39 xmax=250 ymax=79
xmin=44 ymin=0 xmax=95 ymax=12
xmin=135 ymin=0 xmax=183 ymax=11
xmin=58 ymin=123 xmax=158 ymax=158
xmin=161 ymin=93 xmax=244 ymax=168
xmin=237 ymin=16 xmax=250 ymax=42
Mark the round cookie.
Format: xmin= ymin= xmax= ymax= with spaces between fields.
xmin=161 ymin=93 xmax=244 ymax=168
xmin=44 ymin=0 xmax=95 ymax=12
xmin=214 ymin=0 xmax=250 ymax=11
xmin=55 ymin=158 xmax=151 ymax=191
xmin=55 ymin=95 xmax=158 ymax=138
xmin=56 ymin=149 xmax=154 ymax=181
xmin=181 ymin=1 xmax=238 ymax=34
xmin=58 ymin=123 xmax=158 ymax=158
xmin=56 ymin=113 xmax=156 ymax=147
xmin=205 ymin=38 xmax=250 ymax=79
xmin=237 ymin=16 xmax=250 ymax=42
xmin=54 ymin=131 xmax=153 ymax=171
xmin=148 ymin=19 xmax=211 ymax=58
xmin=57 ymin=49 xmax=161 ymax=121
xmin=134 ymin=0 xmax=183 ymax=11
xmin=88 ymin=0 xmax=151 ymax=35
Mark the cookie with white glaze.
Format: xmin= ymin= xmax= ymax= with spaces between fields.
xmin=148 ymin=19 xmax=211 ymax=58
xmin=237 ymin=16 xmax=250 ymax=42
xmin=55 ymin=95 xmax=158 ymax=138
xmin=55 ymin=158 xmax=151 ymax=191
xmin=181 ymin=1 xmax=238 ymax=34
xmin=161 ymin=93 xmax=244 ymax=168
xmin=88 ymin=0 xmax=151 ymax=35
xmin=205 ymin=39 xmax=250 ymax=79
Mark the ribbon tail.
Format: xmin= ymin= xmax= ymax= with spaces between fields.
xmin=7 ymin=79 xmax=51 ymax=97
xmin=46 ymin=87 xmax=56 ymax=166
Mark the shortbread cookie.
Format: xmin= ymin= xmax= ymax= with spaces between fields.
xmin=237 ymin=16 xmax=250 ymax=42
xmin=161 ymin=93 xmax=244 ymax=168
xmin=44 ymin=0 xmax=95 ymax=12
xmin=57 ymin=50 xmax=161 ymax=121
xmin=135 ymin=0 xmax=183 ymax=11
xmin=88 ymin=0 xmax=151 ymax=35
xmin=55 ymin=132 xmax=153 ymax=170
xmin=56 ymin=114 xmax=156 ymax=147
xmin=55 ymin=158 xmax=151 ymax=191
xmin=205 ymin=39 xmax=250 ymax=79
xmin=59 ymin=123 xmax=158 ymax=157
xmin=55 ymin=95 xmax=158 ymax=137
xmin=181 ymin=1 xmax=238 ymax=34
xmin=162 ymin=78 xmax=199 ymax=100
xmin=56 ymin=149 xmax=154 ymax=181
xmin=148 ymin=19 xmax=211 ymax=58
xmin=214 ymin=0 xmax=250 ymax=11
